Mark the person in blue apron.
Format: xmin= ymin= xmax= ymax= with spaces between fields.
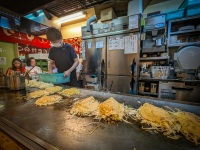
xmin=46 ymin=27 xmax=79 ymax=86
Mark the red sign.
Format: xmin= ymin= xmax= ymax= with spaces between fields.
xmin=0 ymin=27 xmax=51 ymax=49
xmin=63 ymin=37 xmax=82 ymax=54
xmin=18 ymin=44 xmax=49 ymax=55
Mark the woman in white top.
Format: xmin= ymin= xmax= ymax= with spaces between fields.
xmin=25 ymin=57 xmax=42 ymax=79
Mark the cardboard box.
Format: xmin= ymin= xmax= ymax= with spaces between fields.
xmin=94 ymin=2 xmax=128 ymax=20
xmin=100 ymin=7 xmax=117 ymax=22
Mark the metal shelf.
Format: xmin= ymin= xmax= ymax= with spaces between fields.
xmin=138 ymin=91 xmax=158 ymax=96
xmin=142 ymin=46 xmax=166 ymax=53
xmin=170 ymin=29 xmax=200 ymax=35
xmin=139 ymin=78 xmax=161 ymax=81
xmin=144 ymin=27 xmax=166 ymax=33
xmin=140 ymin=56 xmax=169 ymax=61
xmin=169 ymin=15 xmax=200 ymax=23
xmin=168 ymin=42 xmax=200 ymax=47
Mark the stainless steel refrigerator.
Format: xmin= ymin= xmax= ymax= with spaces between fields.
xmin=81 ymin=15 xmax=140 ymax=94
xmin=82 ymin=33 xmax=140 ymax=94
xmin=106 ymin=32 xmax=140 ymax=94
xmin=82 ymin=37 xmax=107 ymax=90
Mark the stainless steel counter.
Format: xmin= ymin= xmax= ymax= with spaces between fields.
xmin=0 ymin=88 xmax=200 ymax=150
xmin=139 ymin=78 xmax=200 ymax=82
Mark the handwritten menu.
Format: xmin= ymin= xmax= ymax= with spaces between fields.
xmin=124 ymin=35 xmax=138 ymax=54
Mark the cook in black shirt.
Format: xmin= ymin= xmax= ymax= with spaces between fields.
xmin=46 ymin=27 xmax=79 ymax=86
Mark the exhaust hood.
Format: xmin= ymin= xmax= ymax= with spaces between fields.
xmin=0 ymin=8 xmax=49 ymax=36
xmin=143 ymin=0 xmax=184 ymax=17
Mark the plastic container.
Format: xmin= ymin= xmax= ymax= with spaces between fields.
xmin=85 ymin=75 xmax=98 ymax=83
xmin=186 ymin=0 xmax=200 ymax=6
xmin=86 ymin=83 xmax=99 ymax=90
xmin=180 ymin=0 xmax=200 ymax=8
xmin=36 ymin=61 xmax=40 ymax=66
xmin=186 ymin=4 xmax=200 ymax=17
xmin=42 ymin=67 xmax=48 ymax=72
xmin=38 ymin=73 xmax=70 ymax=84
xmin=41 ymin=61 xmax=48 ymax=65
xmin=128 ymin=0 xmax=142 ymax=16
xmin=166 ymin=9 xmax=185 ymax=21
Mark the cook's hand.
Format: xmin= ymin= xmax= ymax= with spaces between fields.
xmin=64 ymin=70 xmax=71 ymax=77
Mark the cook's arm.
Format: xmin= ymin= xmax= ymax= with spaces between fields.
xmin=64 ymin=58 xmax=79 ymax=77
xmin=48 ymin=59 xmax=54 ymax=74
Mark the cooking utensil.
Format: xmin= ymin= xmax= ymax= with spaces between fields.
xmin=130 ymin=58 xmax=136 ymax=94
xmin=101 ymin=59 xmax=105 ymax=89
xmin=9 ymin=72 xmax=25 ymax=90
xmin=155 ymin=38 xmax=163 ymax=47
xmin=108 ymin=80 xmax=113 ymax=92
xmin=0 ymin=72 xmax=7 ymax=87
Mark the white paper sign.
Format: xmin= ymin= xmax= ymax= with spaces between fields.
xmin=82 ymin=41 xmax=85 ymax=47
xmin=96 ymin=41 xmax=104 ymax=48
xmin=129 ymin=15 xmax=138 ymax=30
xmin=82 ymin=52 xmax=86 ymax=60
xmin=108 ymin=37 xmax=124 ymax=50
xmin=81 ymin=41 xmax=86 ymax=60
xmin=124 ymin=35 xmax=138 ymax=54
xmin=108 ymin=38 xmax=113 ymax=50
xmin=0 ymin=57 xmax=6 ymax=65
xmin=88 ymin=42 xmax=92 ymax=49
xmin=119 ymin=38 xmax=124 ymax=49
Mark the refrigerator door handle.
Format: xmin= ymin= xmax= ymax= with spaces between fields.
xmin=108 ymin=50 xmax=110 ymax=68
xmin=172 ymin=86 xmax=193 ymax=91
xmin=108 ymin=80 xmax=113 ymax=92
xmin=101 ymin=59 xmax=105 ymax=89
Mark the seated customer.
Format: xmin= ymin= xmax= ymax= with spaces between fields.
xmin=25 ymin=57 xmax=42 ymax=78
xmin=6 ymin=58 xmax=26 ymax=75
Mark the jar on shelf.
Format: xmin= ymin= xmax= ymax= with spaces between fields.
xmin=139 ymin=82 xmax=145 ymax=92
xmin=144 ymin=83 xmax=150 ymax=92
xmin=150 ymin=83 xmax=158 ymax=93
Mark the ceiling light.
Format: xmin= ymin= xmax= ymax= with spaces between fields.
xmin=57 ymin=11 xmax=86 ymax=23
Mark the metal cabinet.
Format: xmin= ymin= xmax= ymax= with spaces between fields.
xmin=159 ymin=81 xmax=200 ymax=103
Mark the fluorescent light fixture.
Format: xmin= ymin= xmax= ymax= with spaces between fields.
xmin=57 ymin=11 xmax=86 ymax=23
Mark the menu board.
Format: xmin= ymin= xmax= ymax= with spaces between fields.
xmin=108 ymin=37 xmax=124 ymax=50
